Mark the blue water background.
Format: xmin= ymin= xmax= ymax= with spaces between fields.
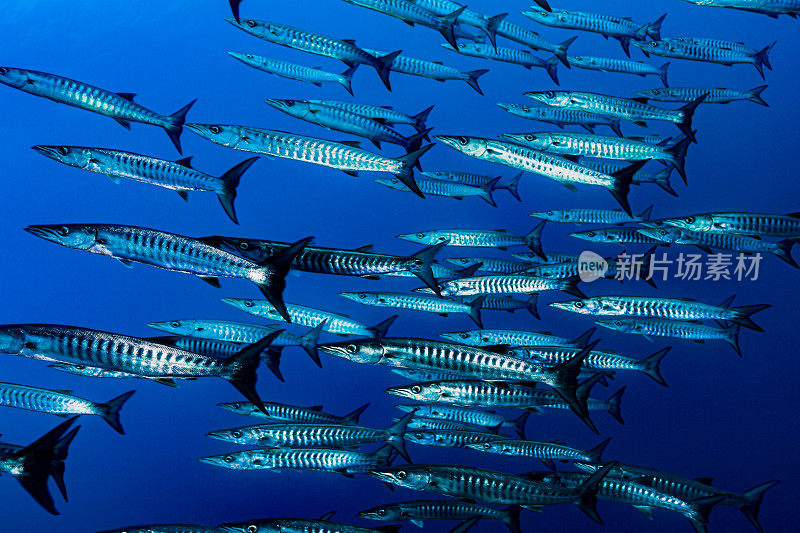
xmin=0 ymin=0 xmax=798 ymax=531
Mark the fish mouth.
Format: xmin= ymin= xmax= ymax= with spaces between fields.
xmin=385 ymin=386 xmax=416 ymax=399
xmin=204 ymin=431 xmax=228 ymax=441
xmin=264 ymin=98 xmax=287 ymax=109
xmin=594 ymin=320 xmax=619 ymax=331
xmin=198 ymin=455 xmax=224 ymax=466
xmin=145 ymin=322 xmax=176 ymax=333
xmin=549 ymin=301 xmax=578 ymax=312
xmin=338 ymin=292 xmax=365 ymax=304
xmin=24 ymin=225 xmax=60 ymax=241
xmin=356 ymin=511 xmax=381 ymax=520
xmin=433 ymin=135 xmax=459 ymax=149
xmin=412 ymin=287 xmax=435 ymax=294
xmin=220 ymin=297 xmax=249 ymax=310
xmin=568 ymin=232 xmax=591 ymax=241
xmin=367 ymin=470 xmax=398 ymax=484
xmin=395 ymin=233 xmax=418 ymax=242
xmin=438 ymin=332 xmax=462 ymax=342
xmin=529 ymin=213 xmax=547 ymax=220
xmin=316 ymin=343 xmax=350 ymax=356
xmin=30 ymin=145 xmax=61 ymax=159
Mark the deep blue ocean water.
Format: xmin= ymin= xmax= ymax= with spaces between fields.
xmin=1 ymin=0 xmax=798 ymax=531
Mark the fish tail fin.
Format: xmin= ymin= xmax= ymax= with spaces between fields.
xmin=367 ymin=315 xmax=398 ymax=339
xmin=256 ymin=236 xmax=314 ymax=322
xmin=587 ymin=437 xmax=612 ymax=463
xmin=262 ymin=345 xmax=284 ymax=382
xmin=50 ymin=425 xmax=79 ymax=502
xmin=483 ymin=13 xmax=508 ymax=49
xmin=301 ymin=320 xmax=326 ymax=367
xmin=562 ymin=275 xmax=587 ymax=299
xmin=747 ymin=85 xmax=769 ymax=107
xmin=97 ymin=390 xmax=136 ymax=435
xmin=478 ymin=177 xmax=500 ymax=207
xmin=373 ymin=443 xmax=395 ymax=466
xmin=342 ymin=403 xmax=370 ymax=424
xmin=616 ymin=36 xmax=631 ymax=57
xmin=339 ymin=63 xmax=359 ymax=96
xmin=464 ymin=69 xmax=489 ymax=95
xmin=609 ymin=119 xmax=623 ymax=137
xmin=575 ymin=372 xmax=606 ymax=415
xmin=511 ymin=411 xmax=530 ymax=439
xmin=409 ymin=241 xmax=448 ymax=295
xmin=609 ymin=160 xmax=647 ymax=217
xmin=412 ymin=105 xmax=435 ymax=134
xmin=577 ymin=461 xmax=618 ymax=525
xmin=774 ymin=239 xmax=797 ymax=268
xmin=467 ymin=296 xmax=486 ymax=328
xmin=731 ymin=304 xmax=770 ymax=332
xmin=725 ymin=324 xmax=742 ymax=357
xmin=652 ymin=167 xmax=678 ymax=196
xmin=544 ymin=55 xmax=560 ymax=85
xmin=12 ymin=417 xmax=80 ymax=515
xmin=607 ymin=386 xmax=626 ymax=424
xmin=438 ymin=6 xmax=468 ymax=49
xmin=551 ymin=341 xmax=601 ymax=433
xmin=570 ymin=327 xmax=597 ymax=348
xmin=640 ymin=347 xmax=670 ymax=387
xmin=225 ymin=330 xmax=283 ymax=413
xmin=754 ymin=42 xmax=776 ymax=79
xmin=647 ymin=13 xmax=668 ymax=40
xmin=499 ymin=171 xmax=523 ymax=201
xmin=405 ymin=128 xmax=433 ymax=154
xmin=387 ymin=411 xmax=414 ymax=463
xmin=525 ymin=221 xmax=547 ymax=260
xmin=739 ymin=480 xmax=780 ymax=532
xmin=689 ymin=495 xmax=726 ymax=532
xmin=165 ymin=98 xmax=197 ymax=154
xmin=658 ymin=62 xmax=670 ymax=87
xmin=554 ymin=36 xmax=578 ymax=67
xmin=395 ymin=144 xmax=433 ymax=199
xmin=229 ymin=0 xmax=242 ymax=22
xmin=217 ymin=156 xmax=258 ymax=224
xmin=667 ymin=136 xmax=691 ymax=184
xmin=374 ymin=50 xmax=402 ymax=91
xmin=638 ymin=204 xmax=655 ymax=221
xmin=532 ymin=0 xmax=551 ymax=11
xmin=677 ymin=93 xmax=707 ymax=143
xmin=501 ymin=506 xmax=522 ymax=533
xmin=527 ymin=293 xmax=539 ymax=319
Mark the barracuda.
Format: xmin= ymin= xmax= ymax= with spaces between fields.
xmin=222 ymin=297 xmax=397 ymax=338
xmin=505 ymin=132 xmax=690 ymax=182
xmin=581 ymin=160 xmax=677 ymax=197
xmin=678 ymin=0 xmax=800 ymax=18
xmin=339 ymin=291 xmax=486 ymax=327
xmin=530 ymin=470 xmax=721 ymax=531
xmin=435 ymin=135 xmax=644 ymax=215
xmin=391 ymin=368 xmax=476 ymax=382
xmin=634 ymin=38 xmax=775 ymax=79
xmin=266 ymin=99 xmax=429 ymax=152
xmin=506 ymin=345 xmax=670 ymax=386
xmin=200 ymin=444 xmax=395 ymax=475
xmin=551 ymin=295 xmax=770 ymax=332
xmin=497 ymin=103 xmax=623 ymax=137
xmin=566 ymin=56 xmax=669 ymax=86
xmin=468 ymin=438 xmax=610 ymax=471
xmin=0 ymin=383 xmax=134 ymax=434
xmin=219 ymin=517 xmax=400 ymax=533
xmin=25 ymin=224 xmax=310 ymax=322
xmin=0 ymin=67 xmax=194 ymax=153
xmin=440 ymin=327 xmax=596 ymax=348
xmin=186 ymin=124 xmax=431 ymax=197
xmin=147 ymin=319 xmax=280 ymax=344
xmin=207 ymin=412 xmax=413 ymax=461
xmin=406 ymin=0 xmax=507 ymax=47
xmin=656 ymin=211 xmax=800 ymax=238
xmin=358 ymin=499 xmax=520 ymax=531
xmin=636 ymin=85 xmax=769 ymax=106
xmin=48 ymin=363 xmax=179 ymax=387
xmin=0 ymin=324 xmax=280 ymax=410
xmin=462 ymin=294 xmax=539 ymax=318
xmin=531 ymin=205 xmax=655 ymax=225
xmin=217 ymin=400 xmax=370 ymax=425
xmin=513 ymin=251 xmax=580 ymax=263
xmin=398 ymin=417 xmax=482 ymax=432
xmin=341 ymin=0 xmax=466 ymax=48
xmin=397 ymin=224 xmax=546 ymax=260
xmin=228 ymin=52 xmax=358 ymax=95
xmin=99 ymin=526 xmax=222 ymax=533
xmin=422 ymin=273 xmax=586 ymax=299
xmin=597 ymin=318 xmax=742 ymax=356
xmin=396 ymin=404 xmax=530 ymax=437
xmin=0 ymin=418 xmax=79 ymax=515
xmin=422 ymin=171 xmax=522 ymax=201
xmin=573 ymin=461 xmax=779 ymax=532
xmin=404 ymin=428 xmax=509 ymax=449
xmin=444 ymin=43 xmax=560 ymax=84
xmin=444 ymin=256 xmax=532 ymax=274
xmin=570 ymin=226 xmax=663 ymax=244
xmin=362 ymin=47 xmax=488 ymax=94
xmin=376 ymin=175 xmax=499 ymax=205
xmin=639 ymin=227 xmax=798 ymax=267
xmin=32 ymin=146 xmax=257 ymax=224
xmin=522 ymin=8 xmax=666 ymax=56
xmin=495 ymin=23 xmax=576 ymax=66
xmin=203 ymin=236 xmax=446 ymax=294
xmin=225 ymin=18 xmax=400 ymax=90
xmin=306 ymin=99 xmax=434 ymax=136
xmin=523 ymin=90 xmax=706 ymax=142
xmin=369 ymin=462 xmax=618 ymax=522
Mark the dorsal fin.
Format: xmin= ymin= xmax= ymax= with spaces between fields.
xmin=339 ymin=140 xmax=362 ymax=148
xmin=308 ymin=405 xmax=324 ymax=411
xmin=319 ymin=511 xmax=336 ymax=520
xmin=694 ymin=477 xmax=714 ymax=485
xmin=174 ymin=156 xmax=193 ymax=168
xmin=116 ymin=92 xmax=136 ymax=101
xmin=354 ymin=245 xmax=374 ymax=252
xmin=342 ymin=39 xmax=357 ymax=45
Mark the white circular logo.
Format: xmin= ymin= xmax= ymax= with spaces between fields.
xmin=578 ymin=251 xmax=608 ymax=282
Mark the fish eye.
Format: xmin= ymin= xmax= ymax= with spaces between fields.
xmin=525 ymin=135 xmax=536 ymax=141
xmin=544 ymin=91 xmax=555 ymax=98
xmin=358 ymin=293 xmax=367 ymax=299
xmin=483 ymin=442 xmax=492 ymax=449
xmin=247 ymin=525 xmax=258 ymax=533
xmin=650 ymin=42 xmax=658 ymax=47
xmin=244 ymin=300 xmax=254 ymax=307
xmin=377 ymin=510 xmax=386 ymax=517
xmin=0 ymin=67 xmax=7 ymax=75
xmin=239 ymin=242 xmax=250 ymax=250
xmin=458 ymin=137 xmax=469 ymax=145
xmin=58 ymin=226 xmax=70 ymax=236
xmin=659 ymin=229 xmax=667 ymax=236
xmin=586 ymin=232 xmax=595 ymax=237
xmin=346 ymin=344 xmax=358 ymax=354
xmin=546 ymin=211 xmax=553 ymax=215
xmin=481 ymin=336 xmax=490 ymax=342
xmin=231 ymin=402 xmax=240 ymax=409
xmin=574 ymin=56 xmax=582 ymax=60
xmin=459 ymin=332 xmax=468 ymax=338
xmin=246 ymin=20 xmax=256 ymax=28
xmin=685 ymin=217 xmax=695 ymax=223
xmin=210 ymin=126 xmax=222 ymax=134
xmin=575 ymin=301 xmax=584 ymax=308
xmin=224 ymin=455 xmax=235 ymax=463
xmin=458 ymin=43 xmax=466 ymax=48
xmin=416 ymin=233 xmax=425 ymax=238
xmin=170 ymin=321 xmax=180 ymax=328
xmin=414 ymin=432 xmax=424 ymax=438
xmin=396 ymin=471 xmax=407 ymax=480
xmin=391 ymin=179 xmax=399 ymax=184
xmin=411 ymin=385 xmax=422 ymax=393
xmin=246 ymin=54 xmax=254 ymax=59
xmin=232 ymin=430 xmax=242 ymax=438
xmin=614 ymin=321 xmax=623 ymax=326
xmin=285 ymin=100 xmax=295 ymax=107
xmin=509 ymin=104 xmax=516 ymax=108
xmin=57 ymin=147 xmax=70 ymax=156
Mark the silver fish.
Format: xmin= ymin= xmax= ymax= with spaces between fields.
xmin=444 ymin=43 xmax=560 ymax=84
xmin=636 ymin=85 xmax=768 ymax=106
xmin=228 ymin=52 xmax=358 ymax=95
xmin=217 ymin=400 xmax=369 ymax=425
xmin=497 ymin=103 xmax=623 ymax=136
xmin=340 ymin=291 xmax=485 ymax=327
xmin=597 ymin=318 xmax=742 ymax=355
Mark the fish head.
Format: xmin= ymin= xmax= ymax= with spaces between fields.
xmin=449 ymin=42 xmax=482 ymax=55
xmin=596 ymin=318 xmax=637 ymax=334
xmin=227 ymin=51 xmax=263 ymax=68
xmin=205 ymin=427 xmax=252 ymax=445
xmin=0 ymin=327 xmax=26 ymax=355
xmin=420 ymin=170 xmax=451 ymax=180
xmin=184 ymin=124 xmax=244 ymax=148
xmin=404 ymin=430 xmax=440 ymax=446
xmin=638 ymin=227 xmax=683 ymax=244
xmin=529 ymin=209 xmax=563 ymax=222
xmin=568 ymin=229 xmax=607 ymax=243
xmin=549 ymin=298 xmax=603 ymax=314
xmin=634 ymin=40 xmax=670 ymax=55
xmin=31 ymin=145 xmax=94 ymax=169
xmin=218 ymin=520 xmax=281 ymax=533
xmin=217 ymin=401 xmax=261 ymax=417
xmin=340 ymin=291 xmax=389 ymax=307
xmin=502 ymin=132 xmax=551 ymax=150
xmin=521 ymin=8 xmax=564 ymax=24
xmin=264 ymin=98 xmax=310 ymax=118
xmin=434 ymin=135 xmax=489 ymax=158
xmin=567 ymin=55 xmax=595 ymax=68
xmin=396 ymin=230 xmax=449 ymax=246
xmin=374 ymin=177 xmax=407 ymax=192
xmin=317 ymin=338 xmax=385 ymax=364
xmin=25 ymin=224 xmax=99 ymax=250
xmin=369 ymin=465 xmax=434 ymax=491
xmin=0 ymin=67 xmax=37 ymax=89
xmin=446 ymin=257 xmax=480 ymax=268
xmin=214 ymin=237 xmax=273 ymax=262
xmin=466 ymin=440 xmax=512 ymax=454
xmin=440 ymin=330 xmax=482 ymax=345
xmin=222 ymin=297 xmax=278 ymax=318
xmin=146 ymin=319 xmax=207 ymax=337
xmin=386 ymin=382 xmax=443 ymax=402
xmin=524 ymin=90 xmax=573 ymax=108
xmin=635 ymin=88 xmax=666 ymax=99
xmin=225 ymin=17 xmax=281 ymax=41
xmin=199 ymin=450 xmax=257 ymax=470
xmin=357 ymin=503 xmax=405 ymax=522
xmin=659 ymin=214 xmax=714 ymax=232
